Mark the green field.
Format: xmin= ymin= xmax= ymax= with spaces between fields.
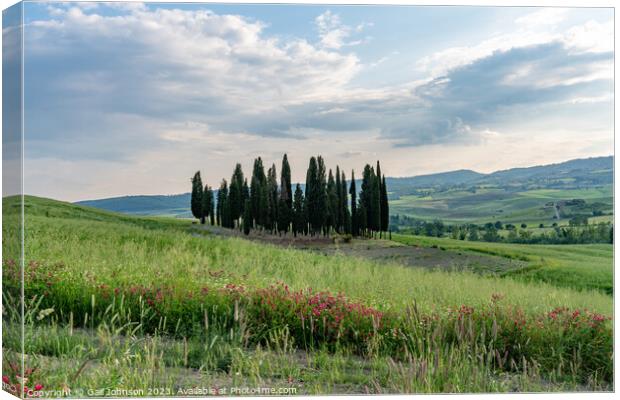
xmin=2 ymin=196 xmax=614 ymax=394
xmin=390 ymin=185 xmax=613 ymax=226
xmin=391 ymin=234 xmax=613 ymax=295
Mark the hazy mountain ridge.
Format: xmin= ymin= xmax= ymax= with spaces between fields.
xmin=76 ymin=156 xmax=613 ymax=217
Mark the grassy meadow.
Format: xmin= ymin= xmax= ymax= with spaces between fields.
xmin=2 ymin=196 xmax=614 ymax=394
xmin=391 ymin=234 xmax=613 ymax=295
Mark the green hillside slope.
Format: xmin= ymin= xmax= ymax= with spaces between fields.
xmin=2 ymin=196 xmax=613 ymax=392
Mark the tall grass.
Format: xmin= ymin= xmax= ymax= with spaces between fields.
xmin=1 ymin=196 xmax=614 ymax=393
xmin=392 ymin=233 xmax=613 ymax=295
xmin=11 ymin=214 xmax=613 ymax=316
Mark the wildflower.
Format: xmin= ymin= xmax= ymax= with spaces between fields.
xmin=34 ymin=384 xmax=43 ymax=391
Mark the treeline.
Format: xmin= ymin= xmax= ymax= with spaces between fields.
xmin=391 ymin=215 xmax=613 ymax=245
xmin=190 ymin=154 xmax=389 ymax=237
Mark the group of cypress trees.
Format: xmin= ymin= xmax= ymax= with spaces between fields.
xmin=190 ymin=154 xmax=389 ymax=237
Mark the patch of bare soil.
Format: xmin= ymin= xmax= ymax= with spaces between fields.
xmin=194 ymin=224 xmax=528 ymax=274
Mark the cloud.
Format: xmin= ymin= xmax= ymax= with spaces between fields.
xmin=515 ymin=8 xmax=568 ymax=27
xmin=390 ymin=41 xmax=612 ymax=146
xmin=24 ymin=5 xmax=362 ymax=160
xmin=314 ymin=10 xmax=369 ymax=49
xmin=21 ymin=5 xmax=613 ymax=200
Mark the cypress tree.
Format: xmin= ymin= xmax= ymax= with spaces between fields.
xmin=380 ymin=174 xmax=389 ymax=232
xmin=229 ymin=163 xmax=244 ymax=227
xmin=335 ymin=166 xmax=342 ymax=232
xmin=370 ymin=166 xmax=381 ymax=234
xmin=216 ymin=185 xmax=222 ymax=226
xmin=242 ymin=178 xmax=249 ymax=217
xmin=201 ymin=184 xmax=212 ymax=225
xmin=305 ymin=157 xmax=319 ymax=235
xmin=258 ymin=181 xmax=269 ymax=230
xmin=317 ymin=156 xmax=328 ymax=235
xmin=243 ymin=199 xmax=252 ymax=235
xmin=326 ymin=169 xmax=338 ymax=234
xmin=376 ymin=161 xmax=382 ymax=233
xmin=267 ymin=164 xmax=278 ymax=233
xmin=349 ymin=170 xmax=357 ymax=236
xmin=293 ymin=183 xmax=305 ymax=237
xmin=279 ymin=155 xmax=292 ymax=233
xmin=281 ymin=154 xmax=293 ymax=209
xmin=360 ymin=164 xmax=372 ymax=234
xmin=341 ymin=171 xmax=350 ymax=234
xmin=250 ymin=157 xmax=266 ymax=227
xmin=207 ymin=186 xmax=215 ymax=225
xmin=358 ymin=201 xmax=368 ymax=237
xmin=219 ymin=179 xmax=231 ymax=228
xmin=191 ymin=171 xmax=204 ymax=222
xmin=277 ymin=197 xmax=289 ymax=235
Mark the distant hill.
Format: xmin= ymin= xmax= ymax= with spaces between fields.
xmin=75 ymin=156 xmax=613 ymax=218
xmin=77 ymin=193 xmax=192 ymax=217
xmin=386 ymin=169 xmax=483 ymax=194
xmin=482 ymin=156 xmax=612 ymax=188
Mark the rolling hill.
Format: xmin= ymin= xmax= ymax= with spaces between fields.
xmin=77 ymin=193 xmax=192 ymax=217
xmin=76 ymin=156 xmax=613 ymax=222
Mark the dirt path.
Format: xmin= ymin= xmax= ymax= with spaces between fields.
xmin=194 ymin=223 xmax=528 ymax=274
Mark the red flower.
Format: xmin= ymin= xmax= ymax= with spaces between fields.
xmin=34 ymin=384 xmax=43 ymax=391
xmin=2 ymin=376 xmax=9 ymax=384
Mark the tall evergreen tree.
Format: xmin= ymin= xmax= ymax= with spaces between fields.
xmin=335 ymin=166 xmax=342 ymax=232
xmin=215 ymin=184 xmax=222 ymax=226
xmin=277 ymin=197 xmax=290 ymax=235
xmin=280 ymin=154 xmax=293 ymax=209
xmin=380 ymin=174 xmax=389 ymax=232
xmin=305 ymin=157 xmax=319 ymax=235
xmin=250 ymin=157 xmax=266 ymax=227
xmin=191 ymin=171 xmax=204 ymax=222
xmin=349 ymin=170 xmax=358 ymax=236
xmin=370 ymin=166 xmax=381 ymax=233
xmin=267 ymin=164 xmax=278 ymax=232
xmin=242 ymin=178 xmax=249 ymax=216
xmin=358 ymin=202 xmax=368 ymax=237
xmin=376 ymin=161 xmax=383 ymax=232
xmin=258 ymin=180 xmax=269 ymax=230
xmin=326 ymin=169 xmax=338 ymax=234
xmin=293 ymin=183 xmax=305 ymax=237
xmin=279 ymin=155 xmax=292 ymax=232
xmin=360 ymin=164 xmax=373 ymax=234
xmin=341 ymin=170 xmax=350 ymax=234
xmin=317 ymin=156 xmax=328 ymax=235
xmin=201 ymin=184 xmax=212 ymax=225
xmin=229 ymin=163 xmax=244 ymax=227
xmin=206 ymin=186 xmax=215 ymax=225
xmin=243 ymin=199 xmax=252 ymax=235
xmin=218 ymin=179 xmax=231 ymax=228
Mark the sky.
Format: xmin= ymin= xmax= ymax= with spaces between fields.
xmin=17 ymin=2 xmax=614 ymax=201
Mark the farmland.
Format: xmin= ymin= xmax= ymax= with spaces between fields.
xmin=2 ymin=196 xmax=613 ymax=394
xmin=390 ymin=185 xmax=613 ymax=227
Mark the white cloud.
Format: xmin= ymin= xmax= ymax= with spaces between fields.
xmin=515 ymin=8 xmax=568 ymax=27
xmin=314 ymin=10 xmax=369 ymax=50
xmin=416 ymin=30 xmax=558 ymax=77
xmin=564 ymin=20 xmax=613 ymax=53
xmin=33 ymin=5 xmax=361 ymax=109
xmin=417 ymin=10 xmax=612 ymax=79
xmin=22 ymin=5 xmax=613 ymax=200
